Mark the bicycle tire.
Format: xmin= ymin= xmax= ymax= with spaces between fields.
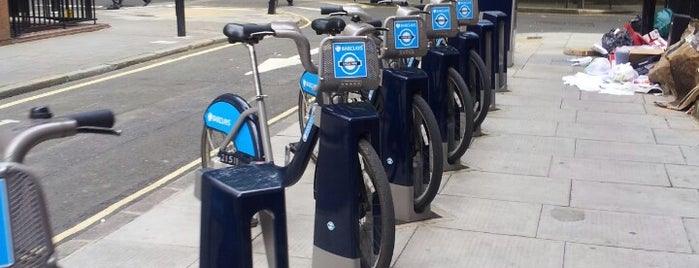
xmin=357 ymin=139 xmax=395 ymax=268
xmin=446 ymin=67 xmax=475 ymax=164
xmin=297 ymin=91 xmax=315 ymax=134
xmin=201 ymin=126 xmax=229 ymax=169
xmin=467 ymin=49 xmax=491 ymax=128
xmin=411 ymin=95 xmax=444 ymax=213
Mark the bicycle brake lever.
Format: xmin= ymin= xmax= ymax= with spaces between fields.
xmin=77 ymin=126 xmax=122 ymax=136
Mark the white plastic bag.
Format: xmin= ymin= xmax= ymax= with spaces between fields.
xmin=609 ymin=63 xmax=638 ymax=82
xmin=584 ymin=57 xmax=611 ymax=76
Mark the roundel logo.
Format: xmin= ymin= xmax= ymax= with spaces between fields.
xmin=459 ymin=6 xmax=471 ymax=16
xmin=337 ymin=52 xmax=362 ymax=75
xmin=435 ymin=14 xmax=448 ymax=27
xmin=398 ymin=29 xmax=415 ymax=46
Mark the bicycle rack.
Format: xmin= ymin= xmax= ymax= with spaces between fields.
xmin=420 ymin=2 xmax=466 ymax=169
xmin=312 ymin=102 xmax=381 ymax=267
xmin=468 ymin=19 xmax=497 ymax=111
xmin=379 ymin=15 xmax=438 ymax=222
xmin=482 ymin=11 xmax=509 ymax=93
xmin=379 ymin=68 xmax=436 ymax=222
xmin=449 ymin=31 xmax=485 ymax=135
xmin=200 ymin=164 xmax=289 ymax=268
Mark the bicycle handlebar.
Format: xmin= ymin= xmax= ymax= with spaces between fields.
xmin=222 ymin=22 xmax=318 ymax=75
xmin=0 ymin=108 xmax=118 ymax=163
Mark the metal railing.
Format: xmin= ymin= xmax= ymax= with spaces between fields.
xmin=9 ymin=0 xmax=96 ymax=37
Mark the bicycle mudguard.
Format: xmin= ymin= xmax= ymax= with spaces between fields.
xmin=0 ymin=164 xmax=57 ymax=268
xmin=203 ymin=93 xmax=263 ymax=160
xmin=299 ymin=71 xmax=319 ymax=97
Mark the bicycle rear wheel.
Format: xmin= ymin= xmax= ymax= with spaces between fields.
xmin=411 ymin=95 xmax=444 ymax=213
xmin=357 ymin=139 xmax=395 ymax=268
xmin=446 ymin=67 xmax=475 ymax=164
xmin=467 ymin=49 xmax=491 ymax=128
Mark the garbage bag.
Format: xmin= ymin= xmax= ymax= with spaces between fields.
xmin=601 ymin=28 xmax=634 ymax=52
xmin=584 ymin=57 xmax=611 ymax=76
xmin=654 ymin=8 xmax=673 ymax=38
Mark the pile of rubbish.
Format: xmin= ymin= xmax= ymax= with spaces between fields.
xmin=564 ymin=10 xmax=699 ymax=113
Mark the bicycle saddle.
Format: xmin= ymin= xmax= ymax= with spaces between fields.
xmin=223 ymin=23 xmax=274 ymax=44
xmin=366 ymin=19 xmax=383 ymax=28
xmin=311 ymin=18 xmax=346 ymax=35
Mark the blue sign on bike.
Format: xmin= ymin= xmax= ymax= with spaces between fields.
xmin=333 ymin=42 xmax=368 ymax=79
xmin=432 ymin=6 xmax=452 ymax=31
xmin=299 ymin=71 xmax=318 ymax=96
xmin=457 ymin=0 xmax=474 ymax=20
xmin=0 ymin=179 xmax=14 ymax=267
xmin=394 ymin=20 xmax=419 ymax=50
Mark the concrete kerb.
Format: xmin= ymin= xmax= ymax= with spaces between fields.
xmin=0 ymin=37 xmax=229 ymax=99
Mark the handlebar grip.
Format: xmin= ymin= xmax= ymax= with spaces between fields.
xmin=320 ymin=6 xmax=344 ymax=15
xmin=66 ymin=109 xmax=115 ymax=128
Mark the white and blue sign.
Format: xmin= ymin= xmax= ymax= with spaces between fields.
xmin=332 ymin=42 xmax=368 ymax=79
xmin=299 ymin=71 xmax=318 ymax=96
xmin=457 ymin=0 xmax=474 ymax=20
xmin=432 ymin=6 xmax=452 ymax=31
xmin=394 ymin=20 xmax=419 ymax=50
xmin=0 ymin=179 xmax=14 ymax=267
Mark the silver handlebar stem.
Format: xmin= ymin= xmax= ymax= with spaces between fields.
xmin=271 ymin=22 xmax=318 ymax=74
xmin=1 ymin=121 xmax=77 ymax=163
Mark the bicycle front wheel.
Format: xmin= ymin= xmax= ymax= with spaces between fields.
xmin=467 ymin=49 xmax=491 ymax=128
xmin=446 ymin=67 xmax=475 ymax=164
xmin=357 ymin=139 xmax=395 ymax=268
xmin=411 ymin=95 xmax=444 ymax=213
xmin=201 ymin=126 xmax=230 ymax=169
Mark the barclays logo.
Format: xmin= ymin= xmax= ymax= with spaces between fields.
xmin=206 ymin=112 xmax=231 ymax=127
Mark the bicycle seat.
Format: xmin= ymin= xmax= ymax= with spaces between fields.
xmin=366 ymin=19 xmax=383 ymax=28
xmin=311 ymin=18 xmax=346 ymax=35
xmin=223 ymin=23 xmax=274 ymax=44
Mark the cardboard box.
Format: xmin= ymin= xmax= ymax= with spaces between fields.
xmin=629 ymin=47 xmax=664 ymax=65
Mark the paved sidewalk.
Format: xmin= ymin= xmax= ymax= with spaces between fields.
xmin=57 ymin=29 xmax=699 ymax=267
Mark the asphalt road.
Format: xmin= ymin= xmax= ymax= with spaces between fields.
xmin=3 ymin=1 xmax=634 ymax=236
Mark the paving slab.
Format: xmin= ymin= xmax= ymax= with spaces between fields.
xmin=469 ymin=133 xmax=576 ymax=157
xmin=684 ymin=218 xmax=699 ymax=254
xmin=394 ymin=226 xmax=564 ymax=268
xmin=571 ymin=180 xmax=699 ymax=217
xmin=564 ymin=243 xmax=699 ymax=268
xmin=105 ymin=185 xmax=199 ymax=247
xmin=538 ymin=206 xmax=692 ymax=253
xmin=575 ymin=140 xmax=685 ymax=164
xmin=644 ymin=103 xmax=691 ymax=117
xmin=556 ymin=122 xmax=655 ymax=144
xmin=58 ymin=239 xmax=198 ymax=268
xmin=666 ymin=164 xmax=699 ymax=189
xmin=488 ymin=105 xmax=577 ymax=123
xmin=654 ymin=128 xmax=699 ymax=146
xmin=495 ymin=93 xmax=563 ymax=108
xmin=460 ymin=149 xmax=552 ymax=177
xmin=576 ymin=110 xmax=670 ymax=128
xmin=549 ymin=157 xmax=670 ymax=186
xmin=665 ymin=116 xmax=699 ymax=130
xmin=681 ymin=145 xmax=699 ymax=166
xmin=562 ymin=99 xmax=647 ymax=114
xmin=480 ymin=117 xmax=558 ymax=137
xmin=580 ymin=91 xmax=644 ymax=103
xmin=443 ymin=171 xmax=570 ymax=206
xmin=430 ymin=195 xmax=542 ymax=237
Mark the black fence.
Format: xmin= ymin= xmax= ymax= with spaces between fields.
xmin=8 ymin=0 xmax=96 ymax=37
